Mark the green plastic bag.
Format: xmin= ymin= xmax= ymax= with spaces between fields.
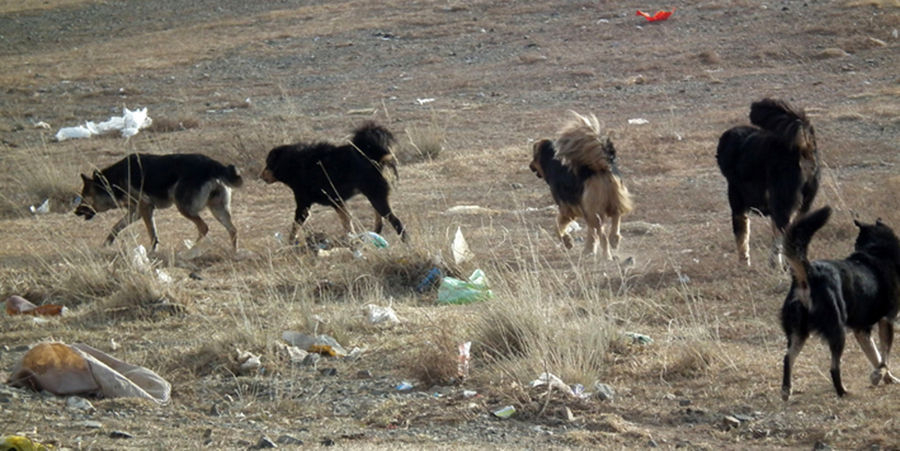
xmin=437 ymin=269 xmax=493 ymax=304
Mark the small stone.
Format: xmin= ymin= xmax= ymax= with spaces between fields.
xmin=813 ymin=441 xmax=832 ymax=451
xmin=77 ymin=420 xmax=103 ymax=429
xmin=66 ymin=396 xmax=95 ymax=412
xmin=319 ymin=367 xmax=337 ymax=376
xmin=355 ymin=370 xmax=373 ymax=379
xmin=276 ymin=435 xmax=303 ymax=445
xmin=249 ymin=436 xmax=276 ymax=449
xmin=564 ymin=406 xmax=575 ymax=422
xmin=722 ymin=415 xmax=741 ymax=429
xmin=321 ymin=437 xmax=335 ymax=447
xmin=109 ymin=431 xmax=133 ymax=439
xmin=678 ymin=399 xmax=692 ymax=406
xmin=303 ymin=353 xmax=321 ymax=366
xmin=593 ymin=382 xmax=615 ymax=401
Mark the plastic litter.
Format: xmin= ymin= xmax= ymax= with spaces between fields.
xmin=282 ymin=331 xmax=349 ymax=357
xmin=236 ymin=348 xmax=262 ymax=372
xmin=357 ymin=231 xmax=388 ymax=248
xmin=625 ymin=331 xmax=653 ymax=345
xmin=436 ymin=269 xmax=493 ymax=304
xmin=492 ymin=405 xmax=516 ymax=419
xmin=55 ymin=107 xmax=152 ymax=141
xmin=29 ymin=199 xmax=50 ymax=214
xmin=416 ymin=267 xmax=442 ymax=293
xmin=5 ymin=295 xmax=67 ymax=317
xmin=457 ymin=341 xmax=472 ymax=379
xmin=131 ymin=245 xmax=151 ymax=270
xmin=636 ymin=9 xmax=674 ymax=22
xmin=628 ymin=118 xmax=650 ymax=125
xmin=0 ymin=435 xmax=52 ymax=451
xmin=416 ymin=98 xmax=435 ymax=105
xmin=366 ymin=303 xmax=400 ymax=324
xmin=451 ymin=226 xmax=473 ymax=264
xmin=396 ymin=381 xmax=414 ymax=391
xmin=7 ymin=342 xmax=171 ymax=404
xmin=529 ymin=372 xmax=575 ymax=396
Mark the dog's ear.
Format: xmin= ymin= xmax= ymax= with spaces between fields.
xmin=854 ymin=219 xmax=864 ymax=229
xmin=876 ymin=218 xmax=885 ymax=226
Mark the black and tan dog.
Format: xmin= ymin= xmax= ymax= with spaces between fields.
xmin=530 ymin=112 xmax=633 ymax=259
xmin=75 ymin=153 xmax=243 ymax=251
xmin=260 ymin=121 xmax=406 ymax=244
xmin=716 ymin=98 xmax=820 ymax=267
xmin=780 ymin=206 xmax=900 ymax=400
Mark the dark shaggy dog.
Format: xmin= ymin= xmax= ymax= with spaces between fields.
xmin=716 ymin=98 xmax=820 ymax=267
xmin=260 ymin=121 xmax=407 ymax=244
xmin=780 ymin=206 xmax=900 ymax=400
xmin=529 ymin=112 xmax=633 ymax=258
xmin=75 ymin=153 xmax=243 ymax=251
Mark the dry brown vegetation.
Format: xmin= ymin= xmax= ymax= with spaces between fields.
xmin=1 ymin=0 xmax=899 ymax=449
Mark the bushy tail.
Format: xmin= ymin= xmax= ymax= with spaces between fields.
xmin=352 ymin=121 xmax=398 ymax=179
xmin=610 ymin=175 xmax=633 ymax=217
xmin=222 ymin=164 xmax=243 ymax=188
xmin=555 ymin=111 xmax=612 ymax=173
xmin=749 ymin=98 xmax=816 ymax=157
xmin=784 ymin=206 xmax=832 ymax=307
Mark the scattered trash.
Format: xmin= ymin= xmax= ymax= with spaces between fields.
xmin=416 ymin=267 xmax=442 ymax=293
xmin=444 ymin=205 xmax=497 ymax=215
xmin=131 ymin=245 xmax=151 ymax=270
xmin=396 ymin=381 xmax=414 ymax=391
xmin=357 ymin=231 xmax=388 ymax=248
xmin=593 ymin=382 xmax=616 ymax=401
xmin=625 ymin=331 xmax=653 ymax=345
xmin=416 ymin=98 xmax=435 ymax=105
xmin=55 ymin=107 xmax=152 ymax=141
xmin=565 ymin=221 xmax=582 ymax=233
xmin=462 ymin=389 xmax=478 ymax=398
xmin=451 ymin=226 xmax=473 ymax=264
xmin=365 ymin=303 xmax=400 ymax=324
xmin=457 ymin=341 xmax=472 ymax=379
xmin=0 ymin=435 xmax=52 ymax=451
xmin=7 ymin=342 xmax=171 ymax=403
xmin=66 ymin=396 xmax=95 ymax=412
xmin=436 ymin=269 xmax=493 ymax=304
xmin=5 ymin=295 xmax=67 ymax=317
xmin=492 ymin=405 xmax=516 ymax=419
xmin=529 ymin=372 xmax=575 ymax=396
xmin=628 ymin=118 xmax=650 ymax=125
xmin=33 ymin=121 xmax=51 ymax=130
xmin=282 ymin=331 xmax=349 ymax=357
xmin=29 ymin=198 xmax=50 ymax=214
xmin=636 ymin=9 xmax=674 ymax=22
xmin=236 ymin=348 xmax=262 ymax=373
xmin=347 ymin=108 xmax=376 ymax=115
xmin=274 ymin=341 xmax=309 ymax=364
xmin=156 ymin=269 xmax=173 ymax=284
xmin=677 ymin=273 xmax=691 ymax=284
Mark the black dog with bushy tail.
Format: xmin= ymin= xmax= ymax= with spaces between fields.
xmin=780 ymin=206 xmax=900 ymax=401
xmin=261 ymin=121 xmax=406 ymax=244
xmin=717 ymin=98 xmax=820 ymax=267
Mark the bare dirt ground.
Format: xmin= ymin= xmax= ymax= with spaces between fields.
xmin=1 ymin=0 xmax=898 ymax=449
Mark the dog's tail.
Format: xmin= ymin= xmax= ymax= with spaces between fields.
xmin=784 ymin=206 xmax=832 ymax=308
xmin=352 ymin=121 xmax=398 ymax=180
xmin=749 ymin=98 xmax=816 ymax=159
xmin=221 ymin=164 xmax=244 ymax=188
xmin=555 ymin=111 xmax=613 ymax=174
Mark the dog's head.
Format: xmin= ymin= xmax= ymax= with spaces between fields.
xmin=74 ymin=171 xmax=117 ymax=220
xmin=529 ymin=139 xmax=555 ymax=179
xmin=260 ymin=146 xmax=290 ymax=184
xmin=853 ymin=217 xmax=900 ymax=258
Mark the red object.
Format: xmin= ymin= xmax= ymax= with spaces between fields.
xmin=636 ymin=9 xmax=674 ymax=22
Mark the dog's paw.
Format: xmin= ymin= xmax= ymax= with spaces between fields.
xmin=870 ymin=368 xmax=885 ymax=386
xmin=781 ymin=386 xmax=791 ymax=401
xmin=561 ymin=235 xmax=574 ymax=249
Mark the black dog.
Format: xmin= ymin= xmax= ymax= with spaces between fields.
xmin=716 ymin=98 xmax=820 ymax=267
xmin=260 ymin=121 xmax=406 ymax=244
xmin=75 ymin=153 xmax=243 ymax=251
xmin=780 ymin=206 xmax=900 ymax=400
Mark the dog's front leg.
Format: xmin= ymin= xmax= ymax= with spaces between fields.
xmin=105 ymin=208 xmax=139 ymax=246
xmin=556 ymin=209 xmax=575 ymax=250
xmin=290 ymin=204 xmax=310 ymax=245
xmin=732 ymin=214 xmax=751 ymax=266
xmin=138 ymin=202 xmax=160 ymax=252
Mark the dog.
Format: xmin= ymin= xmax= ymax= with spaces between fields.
xmin=529 ymin=112 xmax=633 ymax=258
xmin=74 ymin=153 xmax=243 ymax=251
xmin=780 ymin=206 xmax=900 ymax=400
xmin=716 ymin=98 xmax=820 ymax=267
xmin=260 ymin=121 xmax=407 ymax=244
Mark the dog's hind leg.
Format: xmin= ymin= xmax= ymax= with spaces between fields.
xmin=331 ymin=205 xmax=353 ymax=235
xmin=854 ymin=329 xmax=889 ymax=386
xmin=876 ymin=319 xmax=900 ymax=384
xmin=608 ymin=214 xmax=623 ymax=251
xmin=769 ymin=221 xmax=786 ymax=270
xmin=138 ymin=202 xmax=160 ymax=252
xmin=828 ymin=332 xmax=848 ymax=397
xmin=583 ymin=213 xmax=605 ymax=257
xmin=732 ymin=213 xmax=751 ymax=266
xmin=208 ymin=186 xmax=238 ymax=250
xmin=782 ymin=331 xmax=807 ymax=401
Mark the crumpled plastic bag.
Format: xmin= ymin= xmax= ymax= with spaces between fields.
xmin=5 ymin=295 xmax=67 ymax=317
xmin=7 ymin=342 xmax=171 ymax=404
xmin=55 ymin=107 xmax=152 ymax=141
xmin=436 ymin=269 xmax=493 ymax=304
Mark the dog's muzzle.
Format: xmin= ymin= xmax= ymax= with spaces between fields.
xmin=74 ymin=204 xmax=96 ymax=220
xmin=259 ymin=168 xmax=276 ymax=184
xmin=529 ymin=163 xmax=543 ymax=179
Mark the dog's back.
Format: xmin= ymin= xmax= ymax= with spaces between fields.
xmin=99 ymin=153 xmax=242 ymax=200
